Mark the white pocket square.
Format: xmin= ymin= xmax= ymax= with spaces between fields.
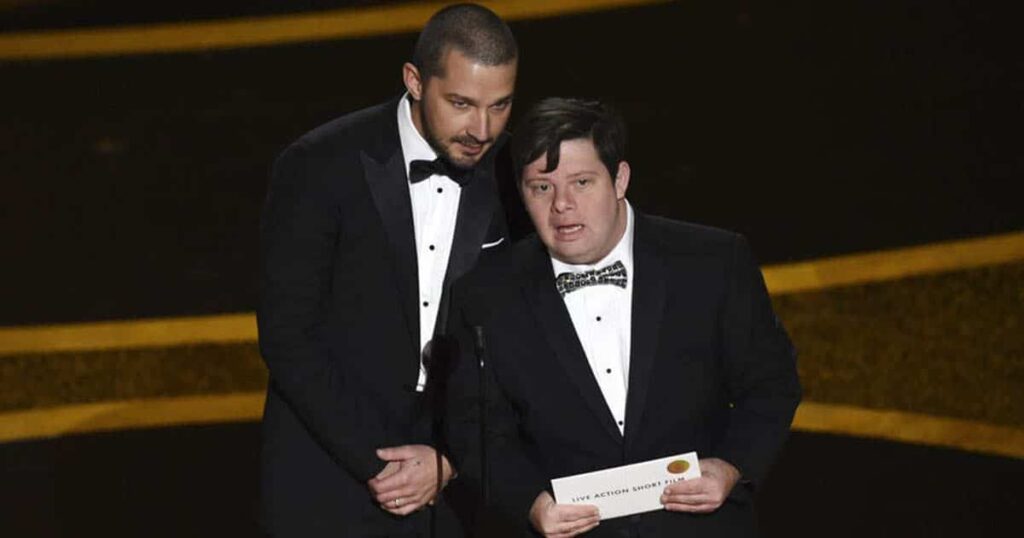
xmin=481 ymin=237 xmax=505 ymax=249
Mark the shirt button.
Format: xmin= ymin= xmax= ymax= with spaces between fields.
xmin=422 ymin=301 xmax=429 ymax=307
xmin=617 ymin=420 xmax=624 ymax=426
xmin=437 ymin=187 xmax=443 ymax=194
xmin=596 ymin=316 xmax=602 ymax=322
xmin=606 ymin=368 xmax=612 ymax=374
xmin=429 ymin=245 xmax=435 ymax=251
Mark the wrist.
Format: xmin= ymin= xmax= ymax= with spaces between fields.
xmin=441 ymin=455 xmax=456 ymax=481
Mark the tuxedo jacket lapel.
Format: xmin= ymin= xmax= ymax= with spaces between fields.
xmin=360 ymin=107 xmax=420 ymax=362
xmin=436 ymin=166 xmax=493 ymax=335
xmin=523 ymin=241 xmax=624 ymax=445
xmin=624 ymin=216 xmax=668 ymax=450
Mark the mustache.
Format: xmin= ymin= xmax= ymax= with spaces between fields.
xmin=452 ymin=134 xmax=489 ymax=146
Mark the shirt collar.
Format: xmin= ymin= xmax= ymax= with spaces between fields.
xmin=551 ymin=201 xmax=635 ymax=277
xmin=397 ymin=93 xmax=438 ymax=179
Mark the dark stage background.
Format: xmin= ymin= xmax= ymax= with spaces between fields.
xmin=1 ymin=1 xmax=1021 ymax=536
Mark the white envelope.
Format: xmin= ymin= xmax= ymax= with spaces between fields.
xmin=551 ymin=452 xmax=701 ymax=520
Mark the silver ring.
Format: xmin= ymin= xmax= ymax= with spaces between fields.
xmin=393 ymin=498 xmax=401 ymax=508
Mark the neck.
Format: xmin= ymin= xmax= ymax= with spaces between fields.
xmin=409 ymin=98 xmax=428 ymax=143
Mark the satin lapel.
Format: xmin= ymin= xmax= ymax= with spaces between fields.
xmin=624 ymin=216 xmax=667 ymax=450
xmin=436 ymin=167 xmax=493 ymax=334
xmin=361 ymin=147 xmax=419 ymax=360
xmin=523 ymin=241 xmax=623 ymax=445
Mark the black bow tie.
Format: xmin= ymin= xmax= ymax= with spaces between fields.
xmin=555 ymin=260 xmax=628 ymax=297
xmin=409 ymin=157 xmax=471 ymax=186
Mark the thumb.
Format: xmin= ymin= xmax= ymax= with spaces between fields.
xmin=376 ymin=445 xmax=414 ymax=462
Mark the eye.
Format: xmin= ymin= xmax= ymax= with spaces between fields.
xmin=451 ymin=100 xmax=469 ymax=109
xmin=530 ymin=183 xmax=551 ymax=195
xmin=491 ymin=101 xmax=511 ymax=111
xmin=575 ymin=177 xmax=591 ymax=187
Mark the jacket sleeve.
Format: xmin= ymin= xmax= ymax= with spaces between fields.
xmin=257 ymin=142 xmax=388 ymax=482
xmin=714 ymin=234 xmax=802 ymax=486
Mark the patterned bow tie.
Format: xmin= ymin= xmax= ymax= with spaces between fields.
xmin=555 ymin=260 xmax=628 ymax=297
xmin=409 ymin=157 xmax=471 ymax=186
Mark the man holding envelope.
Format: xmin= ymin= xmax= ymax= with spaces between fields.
xmin=444 ymin=98 xmax=801 ymax=537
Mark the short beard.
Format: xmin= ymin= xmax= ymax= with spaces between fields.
xmin=418 ymin=103 xmax=480 ymax=171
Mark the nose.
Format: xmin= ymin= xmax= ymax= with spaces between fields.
xmin=553 ymin=186 xmax=575 ymax=213
xmin=468 ymin=108 xmax=490 ymax=141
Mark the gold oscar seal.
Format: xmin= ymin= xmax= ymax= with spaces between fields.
xmin=666 ymin=460 xmax=690 ymax=474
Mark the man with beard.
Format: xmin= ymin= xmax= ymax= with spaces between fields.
xmin=257 ymin=5 xmax=518 ymax=536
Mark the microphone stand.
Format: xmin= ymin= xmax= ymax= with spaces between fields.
xmin=473 ymin=326 xmax=489 ymax=509
xmin=472 ymin=326 xmax=492 ymax=536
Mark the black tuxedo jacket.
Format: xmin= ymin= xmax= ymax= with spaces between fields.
xmin=258 ymin=97 xmax=509 ymax=537
xmin=445 ymin=212 xmax=801 ymax=537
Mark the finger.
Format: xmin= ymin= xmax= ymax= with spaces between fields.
xmin=573 ymin=519 xmax=601 ymax=535
xmin=664 ymin=478 xmax=705 ymax=495
xmin=371 ymin=467 xmax=419 ymax=496
xmin=399 ymin=487 xmax=433 ymax=508
xmin=547 ymin=528 xmax=580 ymax=538
xmin=381 ymin=473 xmax=440 ymax=505
xmin=371 ymin=479 xmax=410 ymax=499
xmin=369 ymin=464 xmax=401 ymax=485
xmin=551 ymin=515 xmax=600 ymax=536
xmin=388 ymin=502 xmax=423 ymax=517
xmin=374 ymin=477 xmax=418 ymax=502
xmin=664 ymin=501 xmax=720 ymax=513
xmin=559 ymin=512 xmax=600 ymax=528
xmin=377 ymin=446 xmax=417 ymax=462
xmin=375 ymin=477 xmax=433 ymax=503
xmin=393 ymin=467 xmax=438 ymax=498
xmin=383 ymin=505 xmax=417 ymax=517
xmin=380 ymin=495 xmax=425 ymax=516
xmin=555 ymin=504 xmax=600 ymax=520
xmin=554 ymin=513 xmax=600 ymax=532
xmin=368 ymin=474 xmax=404 ymax=496
xmin=375 ymin=485 xmax=421 ymax=505
xmin=661 ymin=492 xmax=713 ymax=506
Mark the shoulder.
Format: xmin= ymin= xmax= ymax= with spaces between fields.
xmin=638 ymin=213 xmax=747 ymax=257
xmin=276 ymin=98 xmax=397 ymax=165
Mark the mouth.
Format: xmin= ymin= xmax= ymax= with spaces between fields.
xmin=554 ymin=224 xmax=584 ymax=239
xmin=458 ymin=142 xmax=484 ymax=156
xmin=453 ymin=137 xmax=487 ymax=156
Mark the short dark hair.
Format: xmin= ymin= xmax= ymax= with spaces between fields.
xmin=511 ymin=97 xmax=627 ymax=180
xmin=412 ymin=4 xmax=518 ymax=80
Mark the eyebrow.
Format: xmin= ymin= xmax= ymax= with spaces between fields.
xmin=491 ymin=94 xmax=514 ymax=106
xmin=443 ymin=93 xmax=514 ymax=107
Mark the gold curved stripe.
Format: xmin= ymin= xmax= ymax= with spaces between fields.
xmin=0 ymin=313 xmax=256 ymax=355
xmin=0 ymin=0 xmax=670 ymax=60
xmin=794 ymin=401 xmax=1024 ymax=460
xmin=1 ymin=231 xmax=1021 ymax=355
xmin=0 ymin=392 xmax=264 ymax=444
xmin=1 ymin=395 xmax=1020 ymax=459
xmin=762 ymin=230 xmax=1024 ymax=295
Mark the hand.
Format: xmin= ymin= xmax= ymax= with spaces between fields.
xmin=529 ymin=491 xmax=600 ymax=537
xmin=367 ymin=444 xmax=453 ymax=516
xmin=660 ymin=457 xmax=741 ymax=513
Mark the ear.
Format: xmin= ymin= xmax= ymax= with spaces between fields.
xmin=402 ymin=62 xmax=423 ymax=101
xmin=613 ymin=161 xmax=631 ymax=200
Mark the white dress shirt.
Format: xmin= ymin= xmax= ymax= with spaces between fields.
xmin=397 ymin=95 xmax=463 ymax=391
xmin=550 ymin=203 xmax=635 ymax=434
